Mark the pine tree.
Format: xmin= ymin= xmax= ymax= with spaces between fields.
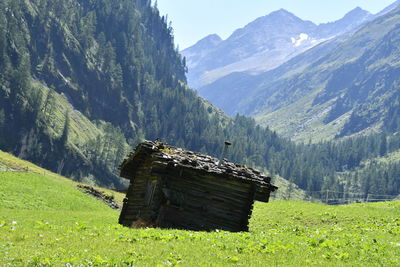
xmin=0 ymin=108 xmax=5 ymax=146
xmin=60 ymin=110 xmax=70 ymax=147
xmin=380 ymin=134 xmax=387 ymax=156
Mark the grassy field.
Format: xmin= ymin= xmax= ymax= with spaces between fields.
xmin=1 ymin=170 xmax=400 ymax=266
xmin=0 ymin=150 xmax=125 ymax=205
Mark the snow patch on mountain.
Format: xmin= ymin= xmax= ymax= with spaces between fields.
xmin=183 ymin=6 xmax=375 ymax=89
xmin=291 ymin=33 xmax=320 ymax=47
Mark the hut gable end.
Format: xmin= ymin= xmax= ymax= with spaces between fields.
xmin=118 ymin=140 xmax=277 ymax=232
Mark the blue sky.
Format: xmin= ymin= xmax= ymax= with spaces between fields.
xmin=157 ymin=0 xmax=397 ymax=50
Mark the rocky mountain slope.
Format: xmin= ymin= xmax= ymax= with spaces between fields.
xmin=0 ymin=0 xmax=301 ymax=189
xmin=256 ymin=5 xmax=400 ymax=141
xmin=197 ymin=3 xmax=400 ymax=142
xmin=182 ymin=7 xmax=373 ymax=89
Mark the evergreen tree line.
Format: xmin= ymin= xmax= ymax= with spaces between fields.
xmin=0 ymin=0 xmax=399 ymax=196
xmin=220 ymin=116 xmax=400 ymax=198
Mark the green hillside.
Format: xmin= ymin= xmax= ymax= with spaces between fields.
xmin=1 ymin=153 xmax=399 ymax=265
xmin=0 ymin=172 xmax=115 ymax=211
xmin=0 ymin=0 xmax=300 ymax=191
xmin=1 ymin=0 xmax=400 ymax=207
xmin=0 ymin=149 xmax=125 ymax=205
xmin=1 ymin=171 xmax=399 ymax=266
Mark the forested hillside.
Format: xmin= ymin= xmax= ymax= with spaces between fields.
xmin=0 ymin=0 xmax=399 ymax=198
xmin=0 ymin=0 xmax=293 ymax=188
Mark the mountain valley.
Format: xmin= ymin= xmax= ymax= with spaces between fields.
xmin=1 ymin=0 xmax=400 ymax=204
xmin=1 ymin=1 xmax=400 ymax=265
xmin=188 ymin=2 xmax=400 ymax=143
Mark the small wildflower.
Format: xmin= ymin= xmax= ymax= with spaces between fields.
xmin=11 ymin=221 xmax=17 ymax=225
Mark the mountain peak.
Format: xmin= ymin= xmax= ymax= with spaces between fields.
xmin=185 ymin=34 xmax=222 ymax=52
xmin=344 ymin=7 xmax=370 ymax=18
xmin=315 ymin=6 xmax=372 ymax=38
xmin=201 ymin=34 xmax=222 ymax=44
xmin=338 ymin=6 xmax=371 ymax=25
xmin=270 ymin=8 xmax=293 ymax=16
xmin=349 ymin=6 xmax=366 ymax=12
xmin=265 ymin=8 xmax=305 ymax=21
xmin=236 ymin=8 xmax=316 ymax=35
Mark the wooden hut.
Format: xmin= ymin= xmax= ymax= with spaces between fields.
xmin=118 ymin=140 xmax=277 ymax=232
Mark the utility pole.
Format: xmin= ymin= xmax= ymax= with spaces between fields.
xmin=218 ymin=141 xmax=231 ymax=167
xmin=325 ymin=190 xmax=329 ymax=203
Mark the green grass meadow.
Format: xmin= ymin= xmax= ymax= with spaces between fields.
xmin=1 ymin=171 xmax=400 ymax=266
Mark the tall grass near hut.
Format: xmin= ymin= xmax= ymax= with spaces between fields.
xmin=1 ymin=169 xmax=399 ymax=266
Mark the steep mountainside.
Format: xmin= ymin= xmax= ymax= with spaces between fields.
xmin=181 ymin=34 xmax=222 ymax=72
xmin=0 ymin=0 xmax=186 ymax=188
xmin=1 ymin=0 xmax=400 ymax=198
xmin=183 ymin=8 xmax=372 ymax=89
xmin=0 ymin=0 xmax=300 ymax=189
xmin=376 ymin=0 xmax=400 ymax=17
xmin=255 ymin=6 xmax=400 ymax=141
xmin=316 ymin=7 xmax=371 ymax=37
xmin=198 ymin=5 xmax=400 ymax=142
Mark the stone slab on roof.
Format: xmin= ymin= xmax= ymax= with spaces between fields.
xmin=120 ymin=140 xmax=277 ymax=191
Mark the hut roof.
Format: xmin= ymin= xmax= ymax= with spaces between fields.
xmin=120 ymin=141 xmax=277 ymax=192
